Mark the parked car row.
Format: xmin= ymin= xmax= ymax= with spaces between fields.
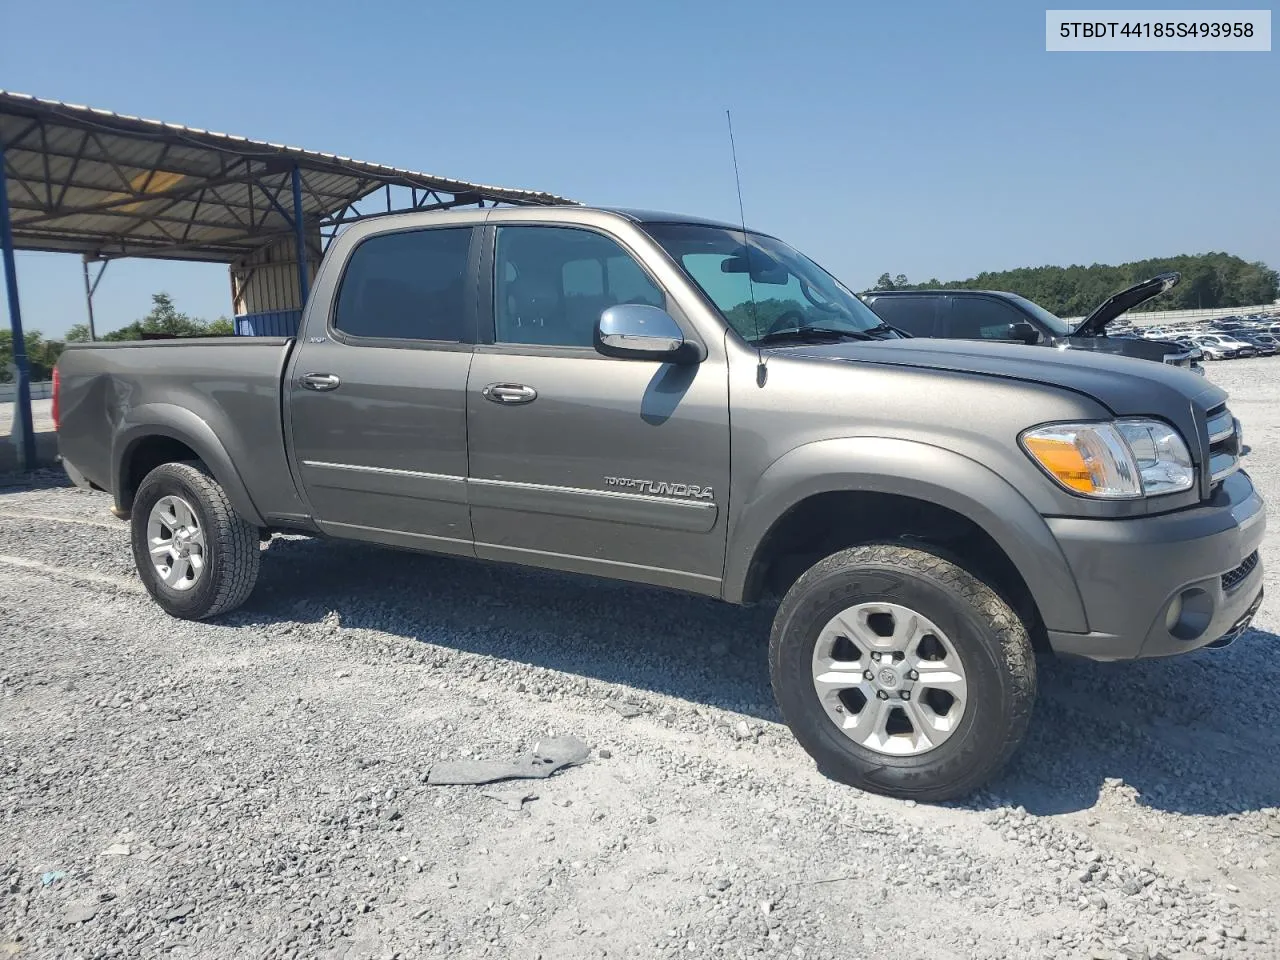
xmin=1111 ymin=309 xmax=1280 ymax=360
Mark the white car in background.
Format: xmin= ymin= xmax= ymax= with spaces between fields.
xmin=1187 ymin=334 xmax=1255 ymax=360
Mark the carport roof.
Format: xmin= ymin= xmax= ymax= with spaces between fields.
xmin=0 ymin=90 xmax=575 ymax=263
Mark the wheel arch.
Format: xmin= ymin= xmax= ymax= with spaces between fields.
xmin=112 ymin=404 xmax=265 ymax=526
xmin=725 ymin=437 xmax=1088 ymax=637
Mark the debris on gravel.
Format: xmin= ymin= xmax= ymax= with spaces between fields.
xmin=480 ymin=789 xmax=538 ymax=812
xmin=606 ymin=699 xmax=646 ymax=718
xmin=426 ymin=734 xmax=590 ymax=785
xmin=1 ymin=359 xmax=1278 ymax=958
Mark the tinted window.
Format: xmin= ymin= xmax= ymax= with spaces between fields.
xmin=495 ymin=227 xmax=664 ymax=347
xmin=1004 ymin=294 xmax=1071 ymax=336
xmin=945 ymin=297 xmax=1031 ymax=340
xmin=867 ymin=296 xmax=937 ymax=337
xmin=334 ymin=227 xmax=471 ymax=341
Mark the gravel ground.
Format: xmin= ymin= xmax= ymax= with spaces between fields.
xmin=2 ymin=359 xmax=1279 ymax=960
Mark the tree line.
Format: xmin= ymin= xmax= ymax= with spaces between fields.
xmin=868 ymin=253 xmax=1279 ymax=317
xmin=1 ymin=293 xmax=232 ymax=383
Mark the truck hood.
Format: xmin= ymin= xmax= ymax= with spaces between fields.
xmin=1071 ymin=272 xmax=1180 ymax=337
xmin=776 ymin=337 xmax=1226 ymax=431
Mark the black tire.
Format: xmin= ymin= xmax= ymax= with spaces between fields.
xmin=769 ymin=543 xmax=1035 ymax=802
xmin=130 ymin=461 xmax=260 ymax=620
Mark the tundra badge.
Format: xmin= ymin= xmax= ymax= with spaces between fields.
xmin=604 ymin=477 xmax=714 ymax=500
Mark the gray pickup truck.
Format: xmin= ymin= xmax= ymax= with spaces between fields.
xmin=56 ymin=206 xmax=1266 ymax=801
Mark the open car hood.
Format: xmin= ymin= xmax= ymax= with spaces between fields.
xmin=1071 ymin=271 xmax=1180 ymax=337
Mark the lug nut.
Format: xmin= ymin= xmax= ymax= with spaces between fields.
xmin=907 ymin=670 xmax=919 ymax=681
xmin=900 ymin=691 xmax=911 ymax=700
xmin=863 ymin=670 xmax=874 ymax=681
xmin=876 ymin=691 xmax=889 ymax=700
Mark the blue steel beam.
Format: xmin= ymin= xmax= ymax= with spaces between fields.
xmin=0 ymin=141 xmax=37 ymax=471
xmin=291 ymin=164 xmax=309 ymax=306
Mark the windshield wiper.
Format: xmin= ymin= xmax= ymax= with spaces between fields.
xmin=863 ymin=321 xmax=900 ymax=337
xmin=755 ymin=326 xmax=875 ymax=346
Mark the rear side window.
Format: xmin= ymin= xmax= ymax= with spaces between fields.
xmin=334 ymin=227 xmax=472 ymax=341
xmin=867 ymin=296 xmax=937 ymax=336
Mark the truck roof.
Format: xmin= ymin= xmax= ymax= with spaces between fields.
xmin=866 ymin=289 xmax=1020 ymax=299
xmin=601 ymin=208 xmax=748 ymax=230
xmin=357 ymin=205 xmax=752 ymax=233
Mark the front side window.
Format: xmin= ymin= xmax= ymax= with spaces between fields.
xmin=334 ymin=227 xmax=472 ymax=341
xmin=1005 ymin=294 xmax=1072 ymax=336
xmin=494 ymin=226 xmax=665 ymax=347
xmin=945 ymin=297 xmax=1032 ymax=341
xmin=643 ymin=223 xmax=886 ymax=342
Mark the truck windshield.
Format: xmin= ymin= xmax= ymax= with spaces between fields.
xmin=643 ymin=223 xmax=887 ymax=343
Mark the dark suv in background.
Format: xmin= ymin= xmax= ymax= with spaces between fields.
xmin=865 ymin=273 xmax=1201 ymax=373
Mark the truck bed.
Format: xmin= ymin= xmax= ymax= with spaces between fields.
xmin=57 ymin=337 xmax=308 ymax=525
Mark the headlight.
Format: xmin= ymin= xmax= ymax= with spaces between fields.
xmin=1021 ymin=419 xmax=1194 ymax=498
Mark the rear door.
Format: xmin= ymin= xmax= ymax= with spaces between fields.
xmin=464 ymin=223 xmax=731 ymax=595
xmin=286 ymin=222 xmax=479 ymax=555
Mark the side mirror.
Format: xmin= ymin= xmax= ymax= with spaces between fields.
xmin=1008 ymin=321 xmax=1040 ymax=344
xmin=594 ymin=304 xmax=693 ymax=362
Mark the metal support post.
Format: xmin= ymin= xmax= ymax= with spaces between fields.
xmin=81 ymin=256 xmax=104 ymax=341
xmin=0 ymin=141 xmax=37 ymax=471
xmin=291 ymin=164 xmax=309 ymax=307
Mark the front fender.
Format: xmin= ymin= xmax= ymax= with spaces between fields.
xmin=112 ymin=403 xmax=265 ymax=526
xmin=723 ymin=436 xmax=1088 ymax=634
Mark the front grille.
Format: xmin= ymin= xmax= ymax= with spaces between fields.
xmin=1222 ymin=551 xmax=1259 ymax=592
xmin=1206 ymin=404 xmax=1241 ymax=488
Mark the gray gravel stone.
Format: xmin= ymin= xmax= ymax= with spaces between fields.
xmin=61 ymin=904 xmax=101 ymax=926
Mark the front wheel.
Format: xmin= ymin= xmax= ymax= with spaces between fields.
xmin=130 ymin=461 xmax=261 ymax=619
xmin=769 ymin=543 xmax=1036 ymax=802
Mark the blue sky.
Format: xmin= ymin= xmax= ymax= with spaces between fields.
xmin=3 ymin=0 xmax=1276 ymax=338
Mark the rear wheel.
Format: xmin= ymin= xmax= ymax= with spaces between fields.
xmin=130 ymin=461 xmax=260 ymax=619
xmin=769 ymin=543 xmax=1035 ymax=802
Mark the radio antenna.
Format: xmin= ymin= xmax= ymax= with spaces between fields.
xmin=726 ymin=110 xmax=766 ymax=381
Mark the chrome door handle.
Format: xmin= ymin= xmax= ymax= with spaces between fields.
xmin=482 ymin=383 xmax=537 ymax=405
xmin=300 ymin=373 xmax=341 ymax=392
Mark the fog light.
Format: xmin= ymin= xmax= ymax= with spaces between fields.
xmin=1167 ymin=588 xmax=1213 ymax=641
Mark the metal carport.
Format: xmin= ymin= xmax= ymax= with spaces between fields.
xmin=0 ymin=89 xmax=574 ymax=471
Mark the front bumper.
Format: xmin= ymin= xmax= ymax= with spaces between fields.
xmin=1045 ymin=470 xmax=1266 ymax=660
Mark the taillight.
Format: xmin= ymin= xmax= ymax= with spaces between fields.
xmin=51 ymin=366 xmax=60 ymax=430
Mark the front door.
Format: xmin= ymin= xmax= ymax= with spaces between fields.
xmin=941 ymin=295 xmax=1036 ymax=343
xmin=287 ymin=223 xmax=478 ymax=555
xmin=465 ymin=224 xmax=731 ymax=595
